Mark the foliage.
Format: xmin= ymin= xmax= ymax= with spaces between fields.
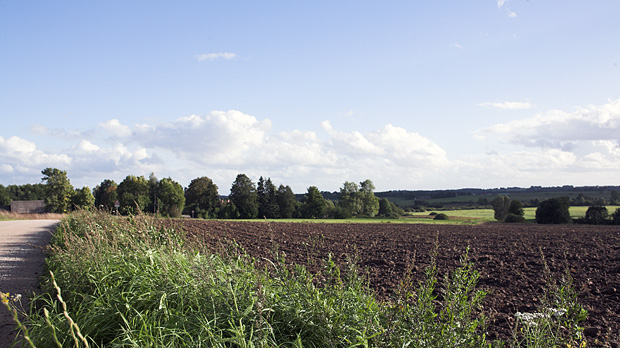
xmin=378 ymin=198 xmax=392 ymax=217
xmin=302 ymin=186 xmax=326 ymax=218
xmin=492 ymin=194 xmax=511 ymax=221
xmin=583 ymin=205 xmax=609 ymax=225
xmin=339 ymin=181 xmax=362 ymax=216
xmin=535 ymin=197 xmax=571 ymax=224
xmin=157 ymin=177 xmax=185 ymax=218
xmin=504 ymin=213 xmax=526 ymax=223
xmin=0 ymin=184 xmax=10 ymax=206
xmin=41 ymin=168 xmax=74 ymax=213
xmin=508 ymin=200 xmax=524 ymax=217
xmin=71 ymin=186 xmax=95 ymax=210
xmin=117 ymin=175 xmax=151 ymax=215
xmin=229 ymin=174 xmax=258 ymax=219
xmin=5 ymin=183 xmax=47 ymax=201
xmin=433 ymin=213 xmax=449 ymax=220
xmin=257 ymin=177 xmax=279 ymax=218
xmin=2 ymin=210 xmax=588 ymax=347
xmin=359 ymin=179 xmax=380 ymax=217
xmin=338 ymin=180 xmax=380 ymax=217
xmin=612 ymin=208 xmax=620 ymax=225
xmin=275 ymin=184 xmax=297 ymax=218
xmin=184 ymin=176 xmax=219 ymax=218
xmin=93 ymin=179 xmax=118 ymax=210
xmin=610 ymin=190 xmax=620 ymax=205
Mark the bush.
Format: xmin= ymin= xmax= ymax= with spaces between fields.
xmin=536 ymin=197 xmax=571 ymax=224
xmin=434 ymin=213 xmax=449 ymax=220
xmin=584 ymin=205 xmax=609 ymax=225
xmin=611 ymin=208 xmax=620 ymax=225
xmin=504 ymin=213 xmax=525 ymax=223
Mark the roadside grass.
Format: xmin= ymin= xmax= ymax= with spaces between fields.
xmin=2 ymin=210 xmax=588 ymax=347
xmin=0 ymin=211 xmax=64 ymax=221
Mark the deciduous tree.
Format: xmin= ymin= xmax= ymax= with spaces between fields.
xmin=93 ymin=179 xmax=118 ymax=210
xmin=41 ymin=168 xmax=74 ymax=213
xmin=275 ymin=184 xmax=297 ymax=218
xmin=302 ymin=186 xmax=326 ymax=218
xmin=229 ymin=174 xmax=258 ymax=219
xmin=492 ymin=195 xmax=511 ymax=221
xmin=157 ymin=177 xmax=185 ymax=218
xmin=184 ymin=176 xmax=219 ymax=218
xmin=117 ymin=175 xmax=150 ymax=215
xmin=535 ymin=197 xmax=571 ymax=224
xmin=71 ymin=186 xmax=95 ymax=210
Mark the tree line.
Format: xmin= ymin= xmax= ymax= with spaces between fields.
xmin=492 ymin=194 xmax=620 ymax=225
xmin=1 ymin=168 xmax=404 ymax=219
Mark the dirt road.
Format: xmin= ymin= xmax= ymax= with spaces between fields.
xmin=0 ymin=220 xmax=58 ymax=348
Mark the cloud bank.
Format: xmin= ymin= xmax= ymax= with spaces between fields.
xmin=2 ymin=99 xmax=620 ymax=192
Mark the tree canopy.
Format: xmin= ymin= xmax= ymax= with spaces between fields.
xmin=229 ymin=174 xmax=258 ymax=219
xmin=41 ymin=167 xmax=74 ymax=213
xmin=184 ymin=176 xmax=219 ymax=218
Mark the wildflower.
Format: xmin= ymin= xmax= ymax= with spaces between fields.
xmin=1 ymin=292 xmax=9 ymax=304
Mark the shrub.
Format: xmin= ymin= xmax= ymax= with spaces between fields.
xmin=610 ymin=208 xmax=620 ymax=225
xmin=535 ymin=197 xmax=571 ymax=224
xmin=584 ymin=205 xmax=609 ymax=225
xmin=504 ymin=213 xmax=525 ymax=223
xmin=433 ymin=213 xmax=449 ymax=220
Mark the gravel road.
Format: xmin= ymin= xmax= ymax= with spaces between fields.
xmin=0 ymin=220 xmax=58 ymax=348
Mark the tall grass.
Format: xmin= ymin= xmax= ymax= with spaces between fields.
xmin=3 ymin=210 xmax=588 ymax=347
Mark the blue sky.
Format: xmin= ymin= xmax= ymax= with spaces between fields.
xmin=1 ymin=1 xmax=620 ymax=193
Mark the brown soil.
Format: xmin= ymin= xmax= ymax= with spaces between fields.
xmin=179 ymin=220 xmax=620 ymax=346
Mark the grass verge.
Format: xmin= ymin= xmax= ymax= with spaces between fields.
xmin=2 ymin=210 xmax=588 ymax=347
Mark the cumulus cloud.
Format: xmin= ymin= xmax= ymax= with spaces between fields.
xmin=479 ymin=98 xmax=620 ymax=147
xmin=195 ymin=52 xmax=237 ymax=61
xmin=497 ymin=0 xmax=506 ymax=8
xmin=451 ymin=43 xmax=464 ymax=49
xmin=478 ymin=101 xmax=531 ymax=110
xmin=99 ymin=119 xmax=132 ymax=137
xmin=3 ymin=101 xmax=620 ymax=191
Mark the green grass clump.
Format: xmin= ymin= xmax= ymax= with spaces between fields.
xmin=3 ymin=210 xmax=588 ymax=347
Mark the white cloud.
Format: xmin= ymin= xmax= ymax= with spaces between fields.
xmin=195 ymin=52 xmax=237 ymax=61
xmin=479 ymin=98 xmax=620 ymax=147
xmin=497 ymin=0 xmax=507 ymax=8
xmin=3 ymin=100 xmax=620 ymax=191
xmin=451 ymin=43 xmax=464 ymax=49
xmin=478 ymin=101 xmax=532 ymax=110
xmin=506 ymin=9 xmax=517 ymax=18
xmin=99 ymin=119 xmax=132 ymax=137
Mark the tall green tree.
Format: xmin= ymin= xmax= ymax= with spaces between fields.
xmin=117 ymin=175 xmax=150 ymax=215
xmin=157 ymin=177 xmax=185 ymax=218
xmin=93 ymin=179 xmax=118 ymax=210
xmin=302 ymin=186 xmax=326 ymax=218
xmin=257 ymin=177 xmax=279 ymax=218
xmin=339 ymin=181 xmax=362 ymax=216
xmin=41 ymin=168 xmax=74 ymax=213
xmin=71 ymin=186 xmax=95 ymax=210
xmin=492 ymin=195 xmax=511 ymax=221
xmin=0 ymin=185 xmax=10 ymax=206
xmin=184 ymin=176 xmax=219 ymax=218
xmin=359 ymin=179 xmax=379 ymax=217
xmin=610 ymin=190 xmax=620 ymax=205
xmin=148 ymin=172 xmax=159 ymax=214
xmin=378 ymin=198 xmax=393 ymax=217
xmin=276 ymin=184 xmax=297 ymax=218
xmin=229 ymin=174 xmax=258 ymax=219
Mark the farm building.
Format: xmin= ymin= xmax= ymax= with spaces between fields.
xmin=10 ymin=200 xmax=46 ymax=214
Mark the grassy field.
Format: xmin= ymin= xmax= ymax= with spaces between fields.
xmin=407 ymin=206 xmax=620 ymax=224
xmin=0 ymin=210 xmax=589 ymax=347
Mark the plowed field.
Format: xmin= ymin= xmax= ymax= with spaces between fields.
xmin=179 ymin=220 xmax=620 ymax=344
